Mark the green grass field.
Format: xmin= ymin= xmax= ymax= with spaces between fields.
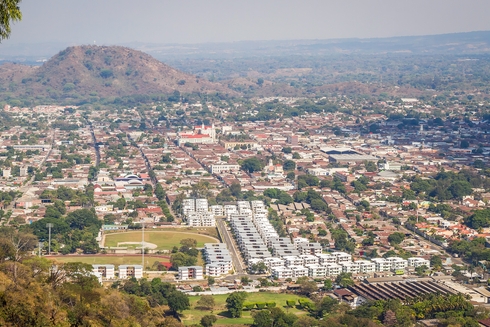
xmin=103 ymin=231 xmax=219 ymax=250
xmin=49 ymin=255 xmax=170 ymax=267
xmin=181 ymin=292 xmax=309 ymax=326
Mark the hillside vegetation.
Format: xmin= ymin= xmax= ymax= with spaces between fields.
xmin=0 ymin=45 xmax=235 ymax=105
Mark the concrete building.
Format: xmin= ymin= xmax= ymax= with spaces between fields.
xmin=331 ymin=252 xmax=352 ymax=263
xmin=297 ymin=242 xmax=322 ymax=255
xmin=203 ymin=243 xmax=233 ymax=276
xmin=183 ymin=198 xmax=216 ymax=226
xmin=92 ymin=264 xmax=115 ymax=279
xmin=371 ymin=257 xmax=408 ymax=272
xmin=19 ymin=166 xmax=28 ymax=177
xmin=178 ymin=266 xmax=204 ymax=280
xmin=357 ymin=260 xmax=376 ymax=274
xmin=119 ymin=265 xmax=143 ymax=279
xmin=272 ymin=266 xmax=293 ymax=279
xmin=2 ymin=168 xmax=11 ymax=178
xmin=211 ymin=163 xmax=240 ymax=174
xmin=408 ymin=257 xmax=431 ymax=268
xmin=308 ymin=264 xmax=328 ymax=277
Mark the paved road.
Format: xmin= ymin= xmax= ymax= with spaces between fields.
xmin=216 ymin=218 xmax=246 ymax=275
xmin=398 ymin=225 xmax=464 ymax=266
xmin=5 ymin=131 xmax=55 ymax=220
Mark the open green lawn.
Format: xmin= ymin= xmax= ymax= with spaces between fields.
xmin=181 ymin=292 xmax=309 ymax=326
xmin=49 ymin=255 xmax=170 ymax=267
xmin=103 ymin=231 xmax=219 ymax=250
xmin=159 ymin=227 xmax=219 ymax=239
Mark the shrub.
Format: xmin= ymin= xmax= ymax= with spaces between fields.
xmin=243 ymin=303 xmax=255 ymax=310
xmin=266 ymin=302 xmax=276 ymax=308
xmin=256 ymin=302 xmax=266 ymax=310
xmin=286 ymin=300 xmax=296 ymax=308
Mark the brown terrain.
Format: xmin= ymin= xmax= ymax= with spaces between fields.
xmin=0 ymin=45 xmax=236 ymax=99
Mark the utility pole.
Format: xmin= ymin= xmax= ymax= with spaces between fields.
xmin=38 ymin=242 xmax=43 ymax=256
xmin=46 ymin=223 xmax=53 ymax=255
xmin=141 ymin=220 xmax=145 ymax=271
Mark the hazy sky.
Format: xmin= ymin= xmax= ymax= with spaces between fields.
xmin=4 ymin=0 xmax=490 ymax=45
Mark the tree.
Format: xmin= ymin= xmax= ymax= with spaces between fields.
xmin=388 ymin=232 xmax=405 ymax=245
xmin=415 ymin=265 xmax=429 ymax=277
xmin=197 ymin=295 xmax=215 ymax=311
xmin=314 ymin=296 xmax=338 ymax=318
xmin=230 ymin=182 xmax=242 ymax=197
xmin=365 ymin=161 xmax=377 ymax=172
xmin=430 ymin=255 xmax=443 ymax=269
xmin=298 ymin=280 xmax=318 ymax=295
xmin=240 ymin=157 xmax=264 ymax=173
xmin=200 ymin=315 xmax=217 ymax=327
xmin=155 ymin=183 xmax=166 ymax=200
xmin=293 ymin=316 xmax=317 ymax=327
xmin=324 ymin=279 xmax=333 ymax=290
xmin=180 ymin=238 xmax=197 ymax=249
xmin=252 ymin=310 xmax=272 ymax=327
xmin=292 ymin=152 xmax=301 ymax=159
xmin=170 ymin=252 xmax=197 ymax=269
xmin=335 ymin=272 xmax=354 ymax=288
xmin=167 ymin=291 xmax=190 ymax=313
xmin=310 ymin=199 xmax=328 ymax=212
xmin=283 ymin=160 xmax=296 ymax=171
xmin=226 ymin=292 xmax=247 ymax=318
xmin=0 ymin=0 xmax=22 ymax=41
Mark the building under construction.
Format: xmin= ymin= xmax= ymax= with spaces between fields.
xmin=349 ymin=280 xmax=457 ymax=302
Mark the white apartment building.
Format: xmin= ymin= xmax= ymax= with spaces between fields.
xmin=371 ymin=257 xmax=408 ymax=272
xmin=356 ymin=260 xmax=376 ymax=274
xmin=317 ymin=253 xmax=337 ymax=265
xmin=211 ymin=163 xmax=240 ymax=174
xmin=284 ymin=256 xmax=304 ymax=267
xmin=308 ymin=264 xmax=327 ymax=278
xmin=178 ymin=266 xmax=204 ymax=280
xmin=341 ymin=262 xmax=360 ymax=274
xmin=293 ymin=237 xmax=310 ymax=247
xmin=272 ymin=267 xmax=293 ymax=279
xmin=262 ymin=257 xmax=285 ymax=269
xmin=187 ymin=212 xmax=216 ymax=227
xmin=386 ymin=257 xmax=408 ymax=270
xmin=210 ymin=205 xmax=224 ymax=216
xmin=119 ymin=265 xmax=143 ymax=279
xmin=183 ymin=199 xmax=216 ymax=226
xmin=203 ymin=243 xmax=233 ymax=276
xmin=299 ymin=254 xmax=319 ymax=266
xmin=2 ymin=168 xmax=11 ymax=178
xmin=224 ymin=205 xmax=238 ymax=219
xmin=92 ymin=264 xmax=115 ymax=279
xmin=331 ymin=252 xmax=352 ymax=263
xmin=291 ymin=266 xmax=309 ymax=278
xmin=206 ymin=263 xmax=231 ymax=276
xmin=324 ymin=263 xmax=342 ymax=276
xmin=408 ymin=257 xmax=431 ymax=268
xmin=371 ymin=258 xmax=392 ymax=272
xmin=297 ymin=242 xmax=323 ymax=255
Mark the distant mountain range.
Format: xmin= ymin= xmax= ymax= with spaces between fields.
xmin=1 ymin=31 xmax=490 ymax=64
xmin=0 ymin=45 xmax=235 ymax=101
